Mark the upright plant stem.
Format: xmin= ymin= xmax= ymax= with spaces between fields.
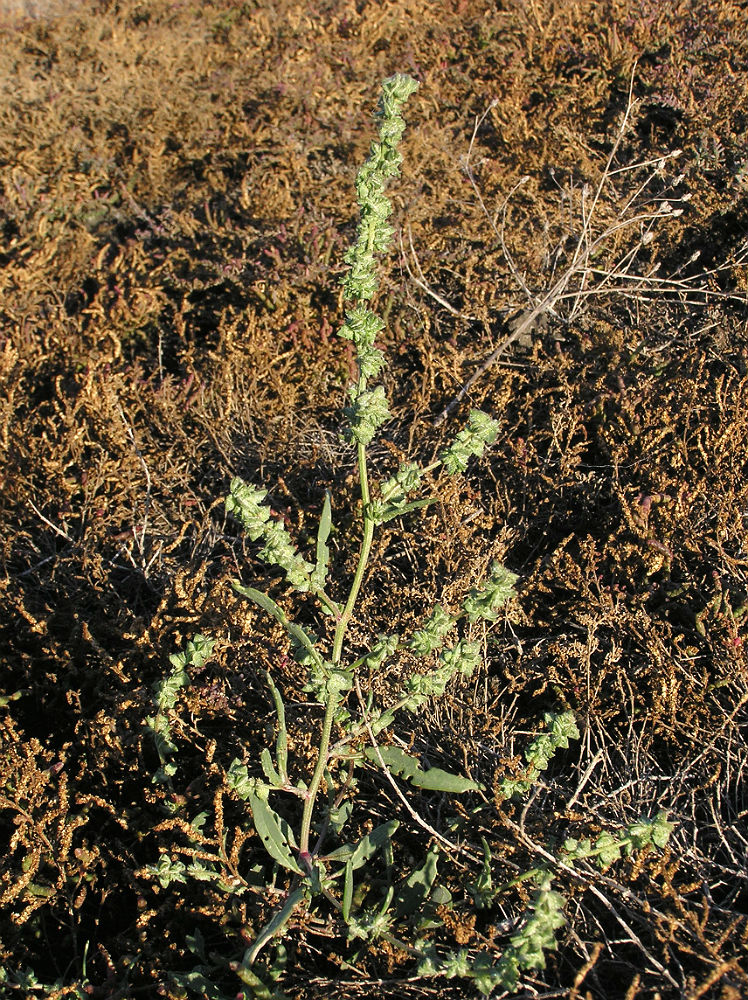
xmin=300 ymin=439 xmax=374 ymax=859
xmin=299 ymin=693 xmax=339 ymax=859
xmin=295 ymin=73 xmax=420 ymax=865
xmin=332 ymin=440 xmax=373 ymax=665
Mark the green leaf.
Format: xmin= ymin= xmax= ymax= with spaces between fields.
xmin=469 ymin=836 xmax=495 ymax=909
xmin=497 ymin=711 xmax=580 ymax=801
xmin=261 ymin=748 xmax=282 ymax=787
xmin=346 ymin=895 xmax=395 ymax=942
xmin=594 ymin=831 xmax=622 ymax=869
xmin=148 ymin=637 xmax=213 ymax=778
xmin=548 ymin=709 xmax=581 ymax=742
xmin=364 ymin=746 xmax=483 ymax=793
xmin=325 ymin=818 xmax=400 ymax=867
xmin=247 ymin=793 xmax=302 ymax=874
xmin=233 ymin=583 xmax=285 ymax=620
xmin=233 ymin=957 xmax=291 ymax=999
xmin=246 ymin=888 xmax=306 ymax=965
xmin=147 ymin=854 xmax=187 ymax=889
xmin=178 ymin=634 xmax=215 ymax=671
xmin=374 ymin=497 xmax=437 ymax=524
xmin=327 ymin=798 xmax=353 ymax=837
xmin=233 ymin=584 xmax=323 ymax=668
xmin=256 ymin=520 xmax=315 ymax=591
xmin=394 ymin=846 xmax=440 ymax=916
xmin=226 ymin=758 xmax=269 ymax=800
xmin=186 ymin=926 xmax=207 ymax=960
xmin=170 ymin=969 xmax=236 ymax=1000
xmin=350 ymin=819 xmax=400 ymax=870
xmin=650 ymin=811 xmax=675 ymax=849
xmin=626 ymin=811 xmax=675 ymax=851
xmin=364 ymin=632 xmax=400 ymax=670
xmin=312 ymin=491 xmax=332 ymax=592
xmin=342 ymin=860 xmax=354 ymax=923
xmin=266 ymin=672 xmax=289 ymax=784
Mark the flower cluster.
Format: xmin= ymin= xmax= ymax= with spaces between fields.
xmin=343 ymin=385 xmax=392 ymax=446
xmin=364 ymin=632 xmax=400 ymax=670
xmin=340 ymin=74 xmax=420 ymax=305
xmin=440 ymin=409 xmax=501 ymax=475
xmin=407 ymin=604 xmax=456 ymax=657
xmin=462 ymin=561 xmax=519 ymax=622
xmin=404 ymin=639 xmax=482 ymax=710
xmin=417 ymin=874 xmax=566 ymax=994
xmin=369 ymin=461 xmax=424 ymax=523
xmin=338 ymin=73 xmax=419 ymax=446
xmin=496 ymin=711 xmax=580 ymax=801
xmin=226 ymin=477 xmax=314 ymax=591
xmin=224 ymin=478 xmax=271 ymax=540
xmin=259 ymin=521 xmax=314 ymax=592
xmin=338 ymin=305 xmax=386 ymax=380
xmin=561 ymin=811 xmax=675 ymax=869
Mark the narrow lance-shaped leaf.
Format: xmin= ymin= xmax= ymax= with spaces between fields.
xmin=233 ymin=583 xmax=323 ymax=667
xmin=312 ymin=490 xmax=332 ymax=592
xmin=325 ymin=819 xmax=400 ymax=868
xmin=374 ymin=497 xmax=437 ymax=524
xmin=260 ymin=748 xmax=282 ymax=788
xmin=394 ymin=846 xmax=440 ymax=917
xmin=266 ymin=671 xmax=289 ymax=785
xmin=469 ymin=836 xmax=495 ymax=909
xmin=365 ymin=746 xmax=483 ymax=793
xmin=232 ymin=958 xmax=293 ymax=1000
xmin=342 ymin=860 xmax=354 ymax=923
xmin=246 ymin=887 xmax=306 ymax=966
xmin=350 ymin=819 xmax=400 ymax=870
xmin=247 ymin=792 xmax=303 ymax=874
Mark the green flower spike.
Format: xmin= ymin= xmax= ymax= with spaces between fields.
xmin=463 ymin=561 xmax=519 ymax=622
xmin=339 ymin=75 xmax=419 ymax=306
xmin=440 ymin=409 xmax=501 ymax=475
xmin=225 ymin=477 xmax=271 ymax=541
xmin=344 ymin=385 xmax=393 ymax=446
xmin=226 ymin=477 xmax=314 ymax=591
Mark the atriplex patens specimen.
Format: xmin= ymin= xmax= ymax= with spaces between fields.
xmin=147 ymin=75 xmax=672 ymax=998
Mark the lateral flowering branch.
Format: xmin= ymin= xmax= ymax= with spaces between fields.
xmin=440 ymin=409 xmax=501 ymax=475
xmin=225 ymin=478 xmax=315 ymax=592
xmin=463 ymin=562 xmax=520 ymax=622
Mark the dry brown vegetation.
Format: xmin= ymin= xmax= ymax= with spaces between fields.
xmin=1 ymin=0 xmax=747 ymax=997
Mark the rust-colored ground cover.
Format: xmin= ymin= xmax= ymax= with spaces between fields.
xmin=1 ymin=1 xmax=747 ymax=997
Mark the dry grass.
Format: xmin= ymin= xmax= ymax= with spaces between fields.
xmin=1 ymin=0 xmax=747 ymax=997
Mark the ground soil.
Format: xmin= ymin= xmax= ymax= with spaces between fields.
xmin=1 ymin=1 xmax=747 ymax=998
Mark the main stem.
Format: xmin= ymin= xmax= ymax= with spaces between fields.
xmin=299 ymin=437 xmax=375 ymax=859
xmin=298 ymin=691 xmax=338 ymax=860
xmin=332 ymin=439 xmax=374 ymax=665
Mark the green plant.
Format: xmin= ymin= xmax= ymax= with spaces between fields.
xmin=146 ymin=634 xmax=215 ymax=792
xmin=143 ymin=75 xmax=673 ymax=998
xmin=495 ymin=710 xmax=581 ymax=802
xmin=0 ymin=964 xmax=87 ymax=998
